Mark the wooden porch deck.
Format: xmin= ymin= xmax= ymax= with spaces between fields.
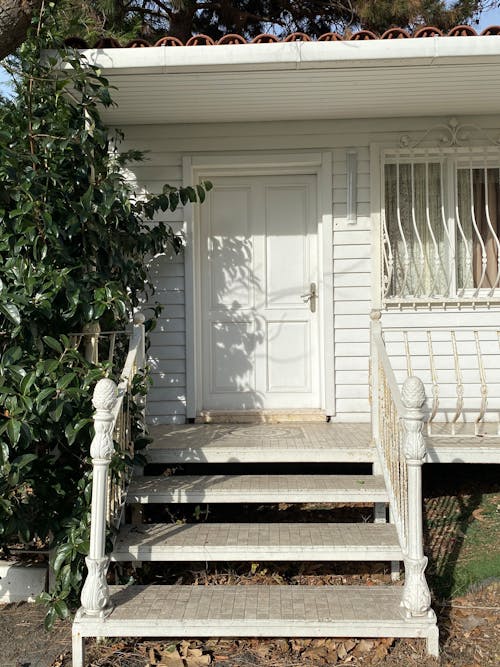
xmin=147 ymin=422 xmax=500 ymax=465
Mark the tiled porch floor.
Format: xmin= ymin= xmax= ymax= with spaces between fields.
xmin=147 ymin=422 xmax=500 ymax=464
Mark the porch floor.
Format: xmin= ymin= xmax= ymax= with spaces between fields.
xmin=147 ymin=422 xmax=375 ymax=463
xmin=147 ymin=422 xmax=500 ymax=464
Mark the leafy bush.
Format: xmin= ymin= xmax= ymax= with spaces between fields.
xmin=0 ymin=5 xmax=209 ymax=625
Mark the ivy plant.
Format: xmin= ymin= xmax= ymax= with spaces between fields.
xmin=0 ymin=4 xmax=210 ymax=627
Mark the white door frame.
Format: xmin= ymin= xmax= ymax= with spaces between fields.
xmin=183 ymin=151 xmax=334 ymax=418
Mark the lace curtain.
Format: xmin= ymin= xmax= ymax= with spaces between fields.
xmin=384 ymin=162 xmax=448 ymax=298
xmin=384 ymin=162 xmax=500 ymax=299
xmin=457 ymin=167 xmax=500 ymax=290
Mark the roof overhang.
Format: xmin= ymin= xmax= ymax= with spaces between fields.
xmin=77 ymin=37 xmax=500 ymax=125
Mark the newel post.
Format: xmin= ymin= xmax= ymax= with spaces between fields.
xmin=400 ymin=376 xmax=432 ymax=618
xmin=80 ymin=378 xmax=117 ymax=617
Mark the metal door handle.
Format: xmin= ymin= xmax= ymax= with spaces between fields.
xmin=301 ymin=282 xmax=317 ymax=312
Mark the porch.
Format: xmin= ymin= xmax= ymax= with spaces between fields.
xmin=72 ymin=315 xmax=499 ymax=664
xmin=147 ymin=421 xmax=500 ymax=465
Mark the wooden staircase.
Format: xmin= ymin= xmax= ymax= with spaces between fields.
xmin=72 ymin=422 xmax=439 ymax=665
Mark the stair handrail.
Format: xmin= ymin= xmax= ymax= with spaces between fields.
xmin=370 ymin=310 xmax=433 ymax=618
xmin=79 ymin=311 xmax=146 ymax=617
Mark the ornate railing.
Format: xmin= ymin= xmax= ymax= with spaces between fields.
xmin=382 ymin=327 xmax=500 ymax=437
xmin=79 ymin=312 xmax=146 ymax=617
xmin=382 ymin=145 xmax=500 ymax=307
xmin=371 ymin=311 xmax=434 ymax=619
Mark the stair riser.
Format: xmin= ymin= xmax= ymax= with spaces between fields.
xmin=147 ymin=450 xmax=376 ymax=464
xmin=128 ymin=491 xmax=389 ymax=503
xmin=76 ymin=620 xmax=433 ymax=639
xmin=111 ymin=547 xmax=402 ymax=562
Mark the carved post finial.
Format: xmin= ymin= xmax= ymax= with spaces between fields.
xmin=133 ymin=311 xmax=146 ymax=325
xmin=402 ymin=376 xmax=425 ymax=410
xmin=93 ymin=377 xmax=118 ymax=412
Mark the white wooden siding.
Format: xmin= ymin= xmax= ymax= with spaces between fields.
xmin=118 ymin=115 xmax=500 ymax=425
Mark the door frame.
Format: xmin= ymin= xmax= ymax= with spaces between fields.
xmin=183 ymin=151 xmax=334 ymax=418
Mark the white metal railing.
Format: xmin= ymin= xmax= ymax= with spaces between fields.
xmin=79 ymin=311 xmax=146 ymax=617
xmin=370 ymin=311 xmax=433 ymax=619
xmin=70 ymin=325 xmax=127 ymax=368
xmin=383 ymin=149 xmax=500 ymax=306
xmin=382 ymin=327 xmax=500 ymax=437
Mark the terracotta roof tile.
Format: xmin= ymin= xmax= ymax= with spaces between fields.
xmin=381 ymin=28 xmax=410 ymax=39
xmin=448 ymin=24 xmax=477 ymax=36
xmin=66 ymin=25 xmax=500 ymax=49
xmin=251 ymin=34 xmax=279 ymax=43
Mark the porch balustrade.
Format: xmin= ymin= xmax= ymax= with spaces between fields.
xmin=382 ymin=327 xmax=500 ymax=437
xmin=370 ymin=311 xmax=433 ymax=618
xmin=79 ymin=312 xmax=146 ymax=616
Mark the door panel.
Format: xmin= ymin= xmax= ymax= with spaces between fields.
xmin=200 ymin=174 xmax=319 ymax=410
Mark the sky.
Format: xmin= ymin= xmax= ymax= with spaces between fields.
xmin=1 ymin=5 xmax=500 ymax=96
xmin=477 ymin=5 xmax=500 ymax=29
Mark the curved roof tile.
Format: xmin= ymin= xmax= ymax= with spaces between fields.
xmin=63 ymin=26 xmax=500 ymax=50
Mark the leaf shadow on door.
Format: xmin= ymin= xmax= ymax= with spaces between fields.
xmin=207 ymin=235 xmax=265 ymax=409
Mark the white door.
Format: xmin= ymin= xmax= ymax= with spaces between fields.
xmin=199 ymin=173 xmax=320 ymax=411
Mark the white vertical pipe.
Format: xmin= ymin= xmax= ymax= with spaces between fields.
xmin=346 ymin=150 xmax=357 ymax=225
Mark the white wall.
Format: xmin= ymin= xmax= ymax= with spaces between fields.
xmin=118 ymin=115 xmax=500 ymax=425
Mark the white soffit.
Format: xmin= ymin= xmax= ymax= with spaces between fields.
xmin=81 ymin=37 xmax=500 ymax=124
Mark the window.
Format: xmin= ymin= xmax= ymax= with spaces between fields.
xmin=383 ymin=151 xmax=500 ymax=303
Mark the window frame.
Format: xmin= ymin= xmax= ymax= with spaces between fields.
xmin=379 ymin=145 xmax=500 ymax=307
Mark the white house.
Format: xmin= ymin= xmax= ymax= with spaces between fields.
xmin=72 ymin=28 xmax=500 ymax=433
xmin=71 ymin=28 xmax=500 ymax=665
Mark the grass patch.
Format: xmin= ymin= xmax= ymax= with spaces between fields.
xmin=425 ymin=476 xmax=500 ymax=599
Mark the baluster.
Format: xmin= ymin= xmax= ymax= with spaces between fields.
xmin=80 ymin=378 xmax=118 ymax=617
xmin=83 ymin=321 xmax=101 ymax=364
xmin=400 ymin=376 xmax=432 ymax=618
xmin=133 ymin=311 xmax=146 ymax=370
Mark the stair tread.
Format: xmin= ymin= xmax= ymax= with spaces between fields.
xmin=128 ymin=474 xmax=388 ymax=503
xmin=147 ymin=423 xmax=374 ymax=463
xmin=75 ymin=585 xmax=436 ymax=636
xmin=112 ymin=522 xmax=402 ymax=561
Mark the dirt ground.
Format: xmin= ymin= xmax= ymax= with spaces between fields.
xmin=1 ymin=574 xmax=497 ymax=667
xmin=0 ymin=601 xmax=71 ymax=667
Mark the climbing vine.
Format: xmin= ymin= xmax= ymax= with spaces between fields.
xmin=0 ymin=4 xmax=209 ymax=626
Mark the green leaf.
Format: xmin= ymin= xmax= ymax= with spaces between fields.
xmin=53 ymin=599 xmax=70 ymax=620
xmin=0 ymin=303 xmax=21 ymax=325
xmin=7 ymin=419 xmax=21 ymax=446
xmin=51 ymin=401 xmax=64 ymax=423
xmin=53 ymin=543 xmax=73 ymax=574
xmin=65 ymin=417 xmax=91 ymax=446
xmin=20 ymin=372 xmax=36 ymax=395
xmin=196 ymin=184 xmax=206 ymax=203
xmin=44 ymin=606 xmax=57 ymax=631
xmin=0 ymin=441 xmax=9 ymax=465
xmin=57 ymin=372 xmax=76 ymax=391
xmin=13 ymin=453 xmax=37 ymax=469
xmin=43 ymin=336 xmax=63 ymax=354
xmin=36 ymin=387 xmax=56 ymax=408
